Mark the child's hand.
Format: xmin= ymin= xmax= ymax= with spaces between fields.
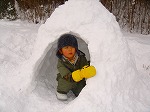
xmin=72 ymin=70 xmax=83 ymax=82
xmin=63 ymin=74 xmax=70 ymax=80
xmin=72 ymin=65 xmax=96 ymax=82
xmin=81 ymin=65 xmax=96 ymax=78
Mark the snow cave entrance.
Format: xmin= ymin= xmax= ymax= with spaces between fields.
xmin=35 ymin=34 xmax=90 ymax=98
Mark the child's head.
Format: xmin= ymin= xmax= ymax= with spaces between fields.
xmin=56 ymin=34 xmax=78 ymax=60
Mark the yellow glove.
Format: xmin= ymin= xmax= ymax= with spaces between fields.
xmin=72 ymin=65 xmax=96 ymax=82
xmin=72 ymin=70 xmax=83 ymax=82
xmin=81 ymin=65 xmax=96 ymax=78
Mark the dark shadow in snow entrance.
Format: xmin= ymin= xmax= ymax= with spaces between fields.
xmin=34 ymin=34 xmax=90 ymax=100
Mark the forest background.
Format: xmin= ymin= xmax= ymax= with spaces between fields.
xmin=0 ymin=0 xmax=149 ymax=35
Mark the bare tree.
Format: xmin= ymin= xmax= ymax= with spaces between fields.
xmin=15 ymin=0 xmax=66 ymax=23
xmin=101 ymin=0 xmax=150 ymax=34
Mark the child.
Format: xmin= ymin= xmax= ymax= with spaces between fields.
xmin=56 ymin=33 xmax=96 ymax=101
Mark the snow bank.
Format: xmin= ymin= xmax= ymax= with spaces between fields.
xmin=18 ymin=0 xmax=150 ymax=111
xmin=0 ymin=20 xmax=40 ymax=112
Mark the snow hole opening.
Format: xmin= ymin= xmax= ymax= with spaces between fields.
xmin=34 ymin=34 xmax=90 ymax=100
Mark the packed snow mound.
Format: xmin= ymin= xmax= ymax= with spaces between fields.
xmin=18 ymin=0 xmax=150 ymax=111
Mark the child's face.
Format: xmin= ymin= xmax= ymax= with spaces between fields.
xmin=60 ymin=46 xmax=76 ymax=60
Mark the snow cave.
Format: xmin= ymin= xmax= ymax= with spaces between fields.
xmin=34 ymin=34 xmax=90 ymax=94
xmin=18 ymin=0 xmax=150 ymax=111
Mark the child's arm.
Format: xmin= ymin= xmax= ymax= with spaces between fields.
xmin=72 ymin=65 xmax=96 ymax=82
xmin=57 ymin=60 xmax=72 ymax=79
xmin=71 ymin=55 xmax=96 ymax=82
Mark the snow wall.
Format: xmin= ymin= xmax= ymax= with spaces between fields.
xmin=19 ymin=0 xmax=150 ymax=111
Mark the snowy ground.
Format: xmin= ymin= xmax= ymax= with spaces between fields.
xmin=0 ymin=20 xmax=150 ymax=112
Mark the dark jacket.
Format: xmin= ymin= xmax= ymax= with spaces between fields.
xmin=57 ymin=51 xmax=89 ymax=80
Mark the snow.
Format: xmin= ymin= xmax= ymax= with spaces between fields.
xmin=0 ymin=0 xmax=150 ymax=112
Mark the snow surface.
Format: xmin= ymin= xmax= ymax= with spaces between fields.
xmin=0 ymin=0 xmax=150 ymax=112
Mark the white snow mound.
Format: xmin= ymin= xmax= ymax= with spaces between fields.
xmin=19 ymin=0 xmax=150 ymax=111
